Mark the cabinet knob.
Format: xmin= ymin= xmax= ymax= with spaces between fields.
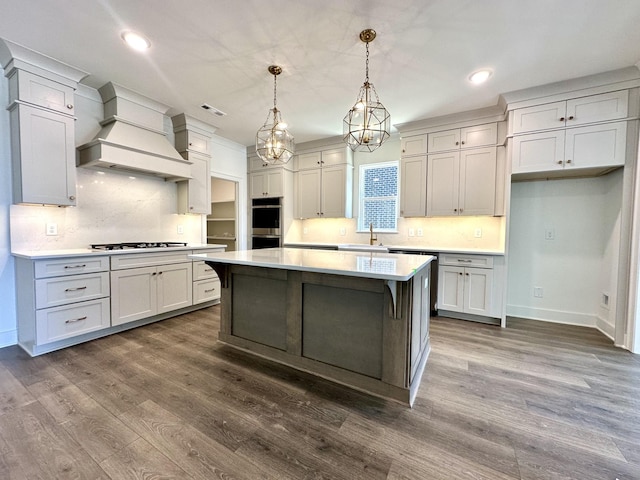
xmin=566 ymin=159 xmax=572 ymax=164
xmin=459 ymin=272 xmax=463 ymax=276
xmin=461 ymin=141 xmax=465 ymax=145
xmin=560 ymin=117 xmax=565 ymax=122
xmin=568 ymin=116 xmax=574 ymax=120
xmin=69 ymin=195 xmax=76 ymax=201
xmin=454 ymin=208 xmax=457 ymax=212
xmin=190 ymin=206 xmax=194 ymax=210
xmin=557 ymin=160 xmax=563 ymax=165
xmin=459 ymin=208 xmax=463 ymax=213
xmin=466 ymin=273 xmax=469 ymax=276
xmin=455 ymin=141 xmax=459 ymax=145
xmin=66 ymin=104 xmax=73 ymax=109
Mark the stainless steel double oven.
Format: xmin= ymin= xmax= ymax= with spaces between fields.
xmin=251 ymin=197 xmax=282 ymax=249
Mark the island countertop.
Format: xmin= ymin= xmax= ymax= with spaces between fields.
xmin=189 ymin=247 xmax=434 ymax=281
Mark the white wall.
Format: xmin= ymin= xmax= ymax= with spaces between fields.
xmin=209 ymin=135 xmax=247 ymax=250
xmin=507 ymin=173 xmax=622 ymax=328
xmin=0 ymin=71 xmax=16 ymax=347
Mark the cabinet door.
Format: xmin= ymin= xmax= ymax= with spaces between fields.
xmin=157 ymin=263 xmax=193 ymax=314
xmin=13 ymin=70 xmax=75 ymax=114
xmin=427 ymin=152 xmax=459 ymax=216
xmin=460 ymin=123 xmax=497 ymax=148
xmin=178 ymin=153 xmax=210 ymax=214
xmin=400 ymin=156 xmax=427 ymax=217
xmin=464 ymin=268 xmax=492 ymax=316
xmin=321 ymin=165 xmax=347 ymax=218
xmin=566 ymin=90 xmax=628 ymax=126
xmin=297 ymin=152 xmax=322 ymax=170
xmin=250 ymin=172 xmax=267 ymax=198
xmin=438 ymin=266 xmax=464 ymax=312
xmin=111 ymin=267 xmax=157 ymax=326
xmin=511 ymin=130 xmax=565 ymax=174
xmin=296 ymin=169 xmax=321 ymax=218
xmin=11 ymin=104 xmax=76 ymax=206
xmin=401 ymin=135 xmax=427 ymax=156
xmin=459 ymin=147 xmax=496 ymax=216
xmin=565 ymin=122 xmax=627 ymax=170
xmin=512 ymin=101 xmax=566 ymax=134
xmin=321 ymin=148 xmax=347 ymax=166
xmin=266 ymin=170 xmax=284 ymax=196
xmin=427 ymin=128 xmax=461 ymax=153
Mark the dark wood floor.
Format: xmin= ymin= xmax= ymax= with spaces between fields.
xmin=1 ymin=307 xmax=639 ymax=479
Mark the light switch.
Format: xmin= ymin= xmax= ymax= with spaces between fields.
xmin=545 ymin=228 xmax=555 ymax=240
xmin=408 ymin=228 xmax=415 ymax=237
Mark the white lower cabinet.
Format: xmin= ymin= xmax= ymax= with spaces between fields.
xmin=15 ymin=255 xmax=111 ymax=355
xmin=438 ymin=253 xmax=498 ymax=321
xmin=111 ymin=262 xmax=193 ymax=326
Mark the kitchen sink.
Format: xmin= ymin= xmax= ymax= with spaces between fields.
xmin=337 ymin=244 xmax=389 ymax=253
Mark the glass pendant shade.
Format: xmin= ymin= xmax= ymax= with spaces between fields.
xmin=343 ymin=29 xmax=390 ymax=153
xmin=256 ymin=65 xmax=294 ymax=165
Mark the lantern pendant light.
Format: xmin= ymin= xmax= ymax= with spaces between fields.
xmin=343 ymin=29 xmax=390 ymax=152
xmin=256 ymin=65 xmax=295 ymax=164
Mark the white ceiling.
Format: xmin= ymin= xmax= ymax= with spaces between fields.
xmin=1 ymin=0 xmax=640 ymax=147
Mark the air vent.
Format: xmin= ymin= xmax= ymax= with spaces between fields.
xmin=201 ymin=103 xmax=227 ymax=117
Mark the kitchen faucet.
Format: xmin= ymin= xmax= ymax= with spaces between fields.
xmin=369 ymin=223 xmax=378 ymax=245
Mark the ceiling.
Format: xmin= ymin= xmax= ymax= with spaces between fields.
xmin=2 ymin=0 xmax=640 ymax=147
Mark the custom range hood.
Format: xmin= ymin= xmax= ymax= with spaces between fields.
xmin=77 ymin=82 xmax=191 ymax=180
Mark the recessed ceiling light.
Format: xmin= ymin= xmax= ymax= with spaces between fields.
xmin=121 ymin=31 xmax=151 ymax=51
xmin=468 ymin=69 xmax=493 ymax=85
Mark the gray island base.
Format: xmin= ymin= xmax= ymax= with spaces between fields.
xmin=189 ymin=248 xmax=434 ymax=406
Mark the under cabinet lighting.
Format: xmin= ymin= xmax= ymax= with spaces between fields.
xmin=468 ymin=69 xmax=493 ymax=85
xmin=121 ymin=31 xmax=151 ymax=51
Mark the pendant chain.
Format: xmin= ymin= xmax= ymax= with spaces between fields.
xmin=365 ymin=42 xmax=370 ymax=84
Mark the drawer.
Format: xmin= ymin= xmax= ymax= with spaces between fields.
xmin=439 ymin=254 xmax=494 ymax=269
xmin=193 ymin=278 xmax=221 ymax=304
xmin=111 ymin=251 xmax=192 ymax=270
xmin=34 ymin=256 xmax=109 ymax=279
xmin=35 ymin=272 xmax=109 ymax=309
xmin=9 ymin=70 xmax=75 ymax=114
xmin=192 ymin=261 xmax=218 ymax=281
xmin=36 ymin=298 xmax=110 ymax=345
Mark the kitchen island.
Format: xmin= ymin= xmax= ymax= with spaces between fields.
xmin=190 ymin=247 xmax=434 ymax=406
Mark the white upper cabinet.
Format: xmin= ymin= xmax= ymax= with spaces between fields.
xmin=10 ymin=70 xmax=75 ymax=114
xmin=400 ymin=155 xmax=427 ymax=217
xmin=512 ymin=121 xmax=627 ymax=176
xmin=427 ymin=147 xmax=497 ymax=217
xmin=427 ymin=123 xmax=497 ymax=153
xmin=512 ymin=90 xmax=629 ymax=134
xmin=250 ymin=169 xmax=284 ymax=198
xmin=400 ymin=135 xmax=427 ymax=157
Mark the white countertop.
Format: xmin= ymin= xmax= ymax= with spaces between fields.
xmin=12 ymin=244 xmax=227 ymax=260
xmin=284 ymin=242 xmax=505 ymax=256
xmin=189 ymin=247 xmax=435 ymax=281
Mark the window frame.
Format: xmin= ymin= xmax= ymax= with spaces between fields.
xmin=357 ymin=160 xmax=399 ymax=233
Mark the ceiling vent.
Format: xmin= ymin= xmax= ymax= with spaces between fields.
xmin=201 ymin=103 xmax=227 ymax=117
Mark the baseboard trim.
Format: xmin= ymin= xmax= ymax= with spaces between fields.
xmin=595 ymin=316 xmax=615 ymax=340
xmin=506 ymin=305 xmax=597 ymax=327
xmin=0 ymin=329 xmax=17 ymax=348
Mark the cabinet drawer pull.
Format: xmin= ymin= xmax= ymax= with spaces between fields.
xmin=64 ymin=264 xmax=86 ymax=269
xmin=204 ymin=268 xmax=213 ymax=272
xmin=65 ymin=316 xmax=87 ymax=324
xmin=65 ymin=286 xmax=87 ymax=292
xmin=457 ymin=259 xmax=473 ymax=263
xmin=204 ymin=288 xmax=216 ymax=293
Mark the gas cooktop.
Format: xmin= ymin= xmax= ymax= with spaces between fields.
xmin=91 ymin=242 xmax=188 ymax=251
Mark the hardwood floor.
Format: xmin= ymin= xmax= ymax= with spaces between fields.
xmin=1 ymin=306 xmax=639 ymax=479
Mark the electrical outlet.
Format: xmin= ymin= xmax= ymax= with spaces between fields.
xmin=416 ymin=228 xmax=423 ymax=237
xmin=303 ymin=227 xmax=308 ymax=234
xmin=545 ymin=227 xmax=555 ymax=240
xmin=46 ymin=223 xmax=58 ymax=236
xmin=339 ymin=227 xmax=346 ymax=236
xmin=177 ymin=225 xmax=184 ymax=235
xmin=408 ymin=228 xmax=415 ymax=237
xmin=533 ymin=287 xmax=543 ymax=298
xmin=474 ymin=228 xmax=482 ymax=238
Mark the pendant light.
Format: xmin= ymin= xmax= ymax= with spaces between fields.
xmin=256 ymin=65 xmax=295 ymax=164
xmin=343 ymin=29 xmax=390 ymax=153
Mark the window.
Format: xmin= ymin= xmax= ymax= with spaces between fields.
xmin=358 ymin=161 xmax=399 ymax=232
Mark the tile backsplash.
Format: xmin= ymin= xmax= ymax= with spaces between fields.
xmin=10 ymin=168 xmax=203 ymax=251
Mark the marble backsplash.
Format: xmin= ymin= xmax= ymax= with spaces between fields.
xmin=10 ymin=168 xmax=204 ymax=251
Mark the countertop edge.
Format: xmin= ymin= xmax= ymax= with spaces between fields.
xmin=283 ymin=242 xmax=505 ymax=256
xmin=12 ymin=244 xmax=227 ymax=260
